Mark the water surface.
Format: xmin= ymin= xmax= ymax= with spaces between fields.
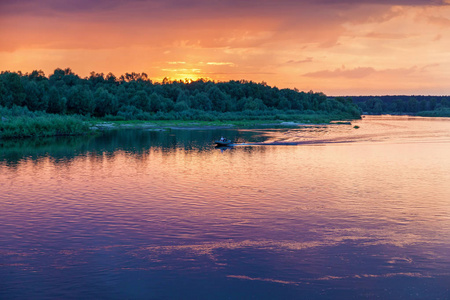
xmin=1 ymin=116 xmax=450 ymax=299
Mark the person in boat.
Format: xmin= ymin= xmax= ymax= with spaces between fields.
xmin=220 ymin=136 xmax=226 ymax=142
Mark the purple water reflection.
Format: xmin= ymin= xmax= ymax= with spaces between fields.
xmin=1 ymin=116 xmax=450 ymax=299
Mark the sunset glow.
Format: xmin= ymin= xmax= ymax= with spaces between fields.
xmin=1 ymin=0 xmax=450 ymax=95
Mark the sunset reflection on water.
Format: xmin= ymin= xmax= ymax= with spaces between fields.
xmin=1 ymin=116 xmax=450 ymax=299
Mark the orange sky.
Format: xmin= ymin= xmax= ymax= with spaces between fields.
xmin=1 ymin=0 xmax=450 ymax=95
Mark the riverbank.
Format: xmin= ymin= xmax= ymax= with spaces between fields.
xmin=90 ymin=120 xmax=348 ymax=132
xmin=0 ymin=115 xmax=90 ymax=139
xmin=90 ymin=113 xmax=355 ymax=131
xmin=1 ymin=106 xmax=357 ymax=139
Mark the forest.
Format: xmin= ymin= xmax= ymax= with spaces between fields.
xmin=7 ymin=67 xmax=449 ymax=138
xmin=0 ymin=68 xmax=361 ymax=122
xmin=349 ymin=95 xmax=450 ymax=117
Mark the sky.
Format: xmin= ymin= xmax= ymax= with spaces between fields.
xmin=1 ymin=0 xmax=450 ymax=95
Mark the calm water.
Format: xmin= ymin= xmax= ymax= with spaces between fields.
xmin=1 ymin=116 xmax=450 ymax=299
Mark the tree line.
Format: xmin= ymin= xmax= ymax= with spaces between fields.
xmin=0 ymin=68 xmax=361 ymax=120
xmin=349 ymin=95 xmax=450 ymax=116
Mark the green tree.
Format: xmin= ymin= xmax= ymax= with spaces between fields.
xmin=24 ymin=80 xmax=48 ymax=111
xmin=194 ymin=92 xmax=213 ymax=111
xmin=408 ymin=97 xmax=419 ymax=112
xmin=27 ymin=70 xmax=46 ymax=81
xmin=174 ymin=101 xmax=189 ymax=112
xmin=244 ymin=97 xmax=266 ymax=111
xmin=46 ymin=87 xmax=66 ymax=114
xmin=106 ymin=72 xmax=117 ymax=84
xmin=49 ymin=68 xmax=66 ymax=82
xmin=132 ymin=90 xmax=151 ymax=112
xmin=208 ymin=87 xmax=228 ymax=112
xmin=88 ymin=72 xmax=105 ymax=87
xmin=94 ymin=87 xmax=118 ymax=116
xmin=277 ymin=96 xmax=291 ymax=110
xmin=0 ymin=72 xmax=26 ymax=107
xmin=67 ymin=85 xmax=95 ymax=115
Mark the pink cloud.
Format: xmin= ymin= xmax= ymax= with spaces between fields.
xmin=1 ymin=0 xmax=449 ymax=95
xmin=286 ymin=58 xmax=314 ymax=64
xmin=427 ymin=16 xmax=450 ymax=27
xmin=302 ymin=67 xmax=377 ymax=78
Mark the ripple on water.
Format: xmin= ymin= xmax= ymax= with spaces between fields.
xmin=1 ymin=116 xmax=450 ymax=298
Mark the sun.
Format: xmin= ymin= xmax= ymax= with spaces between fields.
xmin=157 ymin=73 xmax=213 ymax=84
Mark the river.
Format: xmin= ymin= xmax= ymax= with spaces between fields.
xmin=1 ymin=115 xmax=450 ymax=299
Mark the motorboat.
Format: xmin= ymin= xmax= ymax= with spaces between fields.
xmin=214 ymin=139 xmax=233 ymax=147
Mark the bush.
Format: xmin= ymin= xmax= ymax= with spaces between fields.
xmin=0 ymin=106 xmax=89 ymax=139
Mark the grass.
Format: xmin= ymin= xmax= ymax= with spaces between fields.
xmin=0 ymin=114 xmax=90 ymax=139
xmin=2 ymin=113 xmax=349 ymax=139
xmin=1 ymin=105 xmax=360 ymax=139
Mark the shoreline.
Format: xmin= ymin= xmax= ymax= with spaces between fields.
xmin=90 ymin=119 xmax=354 ymax=131
xmin=5 ymin=113 xmax=448 ymax=140
xmin=0 ymin=118 xmax=354 ymax=139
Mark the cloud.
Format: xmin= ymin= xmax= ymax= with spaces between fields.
xmin=161 ymin=68 xmax=202 ymax=73
xmin=433 ymin=34 xmax=443 ymax=41
xmin=316 ymin=0 xmax=448 ymax=5
xmin=1 ymin=0 xmax=435 ymax=53
xmin=427 ymin=15 xmax=450 ymax=27
xmin=301 ymin=65 xmax=434 ymax=80
xmin=364 ymin=32 xmax=413 ymax=39
xmin=206 ymin=62 xmax=235 ymax=66
xmin=3 ymin=0 xmax=447 ymax=12
xmin=302 ymin=67 xmax=377 ymax=78
xmin=1 ymin=0 xmax=450 ymax=94
xmin=286 ymin=58 xmax=313 ymax=64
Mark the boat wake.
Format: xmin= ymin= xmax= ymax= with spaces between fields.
xmin=226 ymin=139 xmax=354 ymax=147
